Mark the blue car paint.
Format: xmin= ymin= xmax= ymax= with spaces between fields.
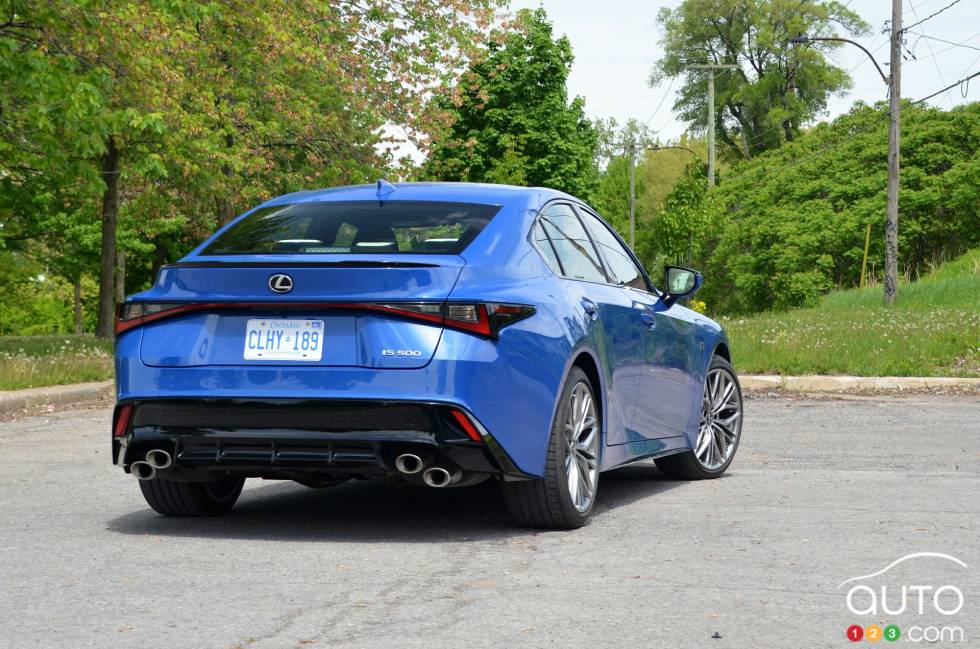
xmin=117 ymin=182 xmax=730 ymax=477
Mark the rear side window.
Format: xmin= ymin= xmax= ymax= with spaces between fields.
xmin=532 ymin=221 xmax=563 ymax=275
xmin=202 ymin=201 xmax=501 ymax=255
xmin=537 ymin=204 xmax=606 ymax=283
xmin=579 ymin=209 xmax=649 ymax=291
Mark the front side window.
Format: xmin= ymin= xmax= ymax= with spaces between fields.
xmin=579 ymin=209 xmax=649 ymax=291
xmin=202 ymin=201 xmax=501 ymax=255
xmin=537 ymin=204 xmax=607 ymax=283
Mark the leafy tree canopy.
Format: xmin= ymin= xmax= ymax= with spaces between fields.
xmin=0 ymin=0 xmax=500 ymax=335
xmin=700 ymin=101 xmax=980 ymax=313
xmin=424 ymin=8 xmax=599 ymax=199
xmin=651 ymin=0 xmax=868 ymax=159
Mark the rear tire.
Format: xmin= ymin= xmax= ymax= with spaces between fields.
xmin=655 ymin=355 xmax=742 ymax=480
xmin=502 ymin=367 xmax=600 ymax=529
xmin=139 ymin=476 xmax=245 ymax=516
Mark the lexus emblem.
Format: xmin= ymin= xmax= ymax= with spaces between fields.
xmin=268 ymin=274 xmax=294 ymax=294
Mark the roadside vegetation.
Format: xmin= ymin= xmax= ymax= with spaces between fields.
xmin=0 ymin=336 xmax=113 ymax=391
xmin=722 ymin=249 xmax=980 ymax=377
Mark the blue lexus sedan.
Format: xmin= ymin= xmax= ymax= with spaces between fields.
xmin=112 ymin=181 xmax=742 ymax=529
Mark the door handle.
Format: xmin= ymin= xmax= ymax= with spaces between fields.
xmin=641 ymin=313 xmax=657 ymax=330
xmin=581 ymin=298 xmax=599 ymax=321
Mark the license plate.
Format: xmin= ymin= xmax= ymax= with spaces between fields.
xmin=243 ymin=319 xmax=324 ymax=361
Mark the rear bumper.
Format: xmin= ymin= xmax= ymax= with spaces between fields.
xmin=113 ymin=398 xmax=530 ymax=480
xmin=116 ymin=325 xmax=570 ymax=477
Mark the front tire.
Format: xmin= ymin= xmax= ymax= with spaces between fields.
xmin=503 ymin=367 xmax=600 ymax=529
xmin=655 ymin=355 xmax=742 ymax=480
xmin=139 ymin=476 xmax=245 ymax=516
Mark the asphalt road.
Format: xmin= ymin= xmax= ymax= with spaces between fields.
xmin=1 ymin=394 xmax=977 ymax=649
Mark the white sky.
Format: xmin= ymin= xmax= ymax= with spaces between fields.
xmin=509 ymin=0 xmax=980 ymax=141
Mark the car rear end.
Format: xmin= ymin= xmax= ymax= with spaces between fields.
xmin=112 ymin=188 xmax=561 ymax=500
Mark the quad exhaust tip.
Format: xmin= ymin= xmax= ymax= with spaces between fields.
xmin=145 ymin=449 xmax=172 ymax=470
xmin=131 ymin=461 xmax=156 ymax=481
xmin=422 ymin=466 xmax=462 ymax=488
xmin=394 ymin=453 xmax=425 ymax=475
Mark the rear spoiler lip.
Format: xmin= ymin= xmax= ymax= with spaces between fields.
xmin=165 ymin=260 xmax=443 ymax=269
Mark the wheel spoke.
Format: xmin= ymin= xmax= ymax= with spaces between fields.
xmin=695 ymin=426 xmax=712 ymax=462
xmin=720 ymin=410 xmax=741 ymax=428
xmin=713 ymin=425 xmax=727 ymax=459
xmin=566 ymin=455 xmax=580 ymax=506
xmin=716 ymin=418 xmax=737 ymax=443
xmin=577 ymin=456 xmax=592 ymax=498
xmin=564 ymin=421 xmax=575 ymax=443
xmin=576 ymin=426 xmax=597 ymax=456
xmin=712 ymin=380 xmax=735 ymax=414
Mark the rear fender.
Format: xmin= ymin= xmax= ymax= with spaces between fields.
xmin=554 ymin=344 xmax=608 ymax=452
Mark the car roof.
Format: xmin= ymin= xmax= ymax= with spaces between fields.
xmin=258 ymin=181 xmax=578 ymax=208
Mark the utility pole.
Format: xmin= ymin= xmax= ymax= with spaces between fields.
xmin=628 ymin=138 xmax=636 ymax=248
xmin=685 ymin=64 xmax=737 ymax=187
xmin=788 ymin=33 xmax=893 ymax=302
xmin=707 ymin=69 xmax=715 ymax=187
xmin=617 ymin=119 xmax=649 ymax=250
xmin=885 ymin=0 xmax=902 ymax=305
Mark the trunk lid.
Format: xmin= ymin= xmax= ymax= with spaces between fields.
xmin=137 ymin=257 xmax=463 ymax=370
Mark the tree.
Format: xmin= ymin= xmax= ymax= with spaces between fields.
xmin=425 ymin=8 xmax=599 ymax=199
xmin=1 ymin=1 xmax=500 ymax=336
xmin=638 ymin=134 xmax=713 ymax=211
xmin=654 ymin=161 xmax=713 ymax=266
xmin=700 ymin=101 xmax=980 ymax=313
xmin=650 ymin=0 xmax=868 ymax=159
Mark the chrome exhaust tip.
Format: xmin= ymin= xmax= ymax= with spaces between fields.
xmin=145 ymin=449 xmax=172 ymax=470
xmin=422 ymin=466 xmax=462 ymax=488
xmin=131 ymin=461 xmax=157 ymax=481
xmin=394 ymin=453 xmax=425 ymax=475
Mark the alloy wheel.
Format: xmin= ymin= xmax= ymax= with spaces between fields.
xmin=695 ymin=368 xmax=742 ymax=470
xmin=563 ymin=381 xmax=599 ymax=512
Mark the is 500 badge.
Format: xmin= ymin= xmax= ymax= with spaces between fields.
xmin=382 ymin=348 xmax=423 ymax=357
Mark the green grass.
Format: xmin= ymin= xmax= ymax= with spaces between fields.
xmin=0 ymin=335 xmax=114 ymax=391
xmin=720 ymin=249 xmax=980 ymax=377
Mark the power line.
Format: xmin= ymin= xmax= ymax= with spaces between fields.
xmin=902 ymin=0 xmax=964 ymax=32
xmin=721 ymin=72 xmax=979 ymax=186
xmin=957 ymin=51 xmax=980 ymax=78
xmin=905 ymin=0 xmax=951 ymax=105
xmin=720 ymin=109 xmax=890 ymax=186
xmin=907 ymin=30 xmax=980 ymax=54
xmin=914 ymin=69 xmax=980 ymax=103
xmin=644 ymin=77 xmax=675 ymax=127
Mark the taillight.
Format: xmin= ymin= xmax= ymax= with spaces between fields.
xmin=485 ymin=303 xmax=536 ymax=336
xmin=113 ymin=403 xmax=133 ymax=437
xmin=114 ymin=300 xmax=534 ymax=338
xmin=115 ymin=302 xmax=196 ymax=335
xmin=345 ymin=302 xmax=533 ymax=337
xmin=413 ymin=302 xmax=535 ymax=337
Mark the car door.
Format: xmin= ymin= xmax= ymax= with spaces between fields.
xmin=533 ymin=202 xmax=647 ymax=447
xmin=576 ymin=207 xmax=698 ymax=440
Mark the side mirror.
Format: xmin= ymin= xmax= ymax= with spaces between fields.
xmin=662 ymin=266 xmax=703 ymax=306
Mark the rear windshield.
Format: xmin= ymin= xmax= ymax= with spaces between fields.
xmin=201 ymin=200 xmax=501 ymax=255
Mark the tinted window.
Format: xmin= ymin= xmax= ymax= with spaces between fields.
xmin=580 ymin=209 xmax=648 ymax=290
xmin=532 ymin=221 xmax=563 ymax=275
xmin=203 ymin=201 xmax=501 ymax=255
xmin=538 ymin=204 xmax=606 ymax=283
